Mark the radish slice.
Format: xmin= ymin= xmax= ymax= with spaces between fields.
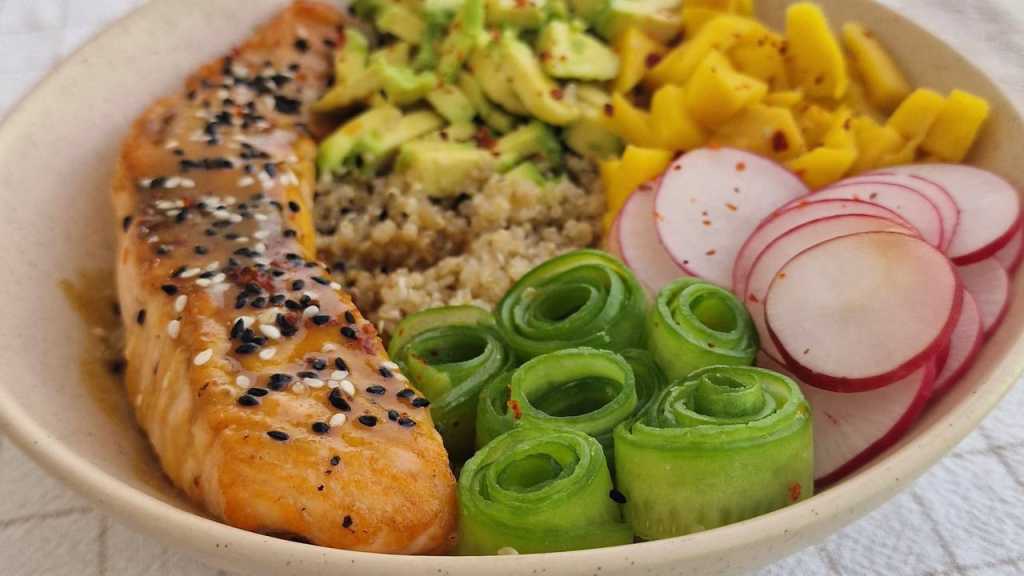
xmin=840 ymin=173 xmax=960 ymax=251
xmin=884 ymin=164 xmax=1022 ymax=264
xmin=759 ymin=354 xmax=935 ymax=486
xmin=655 ymin=148 xmax=809 ymax=287
xmin=994 ymin=228 xmax=1024 ymax=274
xmin=797 ymin=182 xmax=944 ymax=248
xmin=732 ymin=199 xmax=908 ymax=295
xmin=746 ymin=215 xmax=916 ymax=363
xmin=618 ymin=182 xmax=686 ymax=294
xmin=765 ymin=232 xmax=961 ymax=392
xmin=958 ymin=259 xmax=1011 ymax=337
xmin=934 ymin=291 xmax=983 ymax=397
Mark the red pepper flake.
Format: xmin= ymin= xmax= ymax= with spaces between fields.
xmin=655 ymin=212 xmax=664 ymax=222
xmin=707 ymin=342 xmax=716 ymax=349
xmin=814 ymin=75 xmax=825 ymax=86
xmin=645 ymin=53 xmax=663 ymax=68
xmin=771 ymin=130 xmax=789 ymax=153
xmin=803 ymin=348 xmax=810 ymax=355
xmin=475 ymin=126 xmax=497 ymax=149
xmin=702 ymin=219 xmax=712 ymax=226
xmin=672 ymin=164 xmax=681 ymax=171
xmin=777 ymin=272 xmax=787 ymax=279
xmin=706 ymin=249 xmax=717 ymax=256
xmin=748 ymin=294 xmax=759 ymax=303
xmin=789 ymin=483 xmax=802 ymax=502
xmin=844 ymin=117 xmax=853 ymax=130
xmin=508 ymin=399 xmax=522 ymax=420
xmin=735 ymin=162 xmax=747 ymax=172
xmin=539 ymin=50 xmax=551 ymax=62
xmin=603 ymin=103 xmax=614 ymax=116
xmin=550 ymin=88 xmax=564 ymax=100
xmin=708 ymin=143 xmax=722 ymax=150
xmin=869 ymin=192 xmax=879 ymax=200
xmin=733 ymin=187 xmax=741 ymax=194
xmin=515 ymin=0 xmax=528 ymax=6
xmin=725 ymin=202 xmax=738 ymax=212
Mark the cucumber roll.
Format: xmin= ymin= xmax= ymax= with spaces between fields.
xmin=614 ymin=366 xmax=813 ymax=539
xmin=496 ymin=249 xmax=647 ymax=360
xmin=475 ymin=371 xmax=515 ymax=450
xmin=457 ymin=426 xmax=633 ymax=554
xmin=647 ymin=277 xmax=758 ymax=381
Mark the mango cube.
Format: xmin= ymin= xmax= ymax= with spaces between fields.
xmin=686 ymin=50 xmax=768 ymax=127
xmin=646 ymin=15 xmax=762 ymax=88
xmin=729 ymin=30 xmax=790 ymax=90
xmin=788 ymin=147 xmax=857 ymax=189
xmin=601 ymin=146 xmax=674 ymax=229
xmin=710 ymin=104 xmax=806 ymax=161
xmin=921 ymin=89 xmax=992 ymax=162
xmin=798 ymin=104 xmax=836 ymax=148
xmin=850 ymin=115 xmax=903 ymax=173
xmin=764 ymin=90 xmax=804 ymax=108
xmin=614 ymin=27 xmax=667 ymax=94
xmin=842 ymin=22 xmax=912 ymax=112
xmin=784 ymin=2 xmax=848 ymax=99
xmin=608 ymin=92 xmax=660 ymax=147
xmin=887 ymin=88 xmax=946 ymax=145
xmin=651 ymin=84 xmax=706 ymax=150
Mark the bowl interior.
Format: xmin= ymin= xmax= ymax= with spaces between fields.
xmin=0 ymin=0 xmax=1022 ymax=575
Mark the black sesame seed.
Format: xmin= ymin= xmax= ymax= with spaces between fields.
xmin=264 ymin=163 xmax=278 ymax=177
xmin=122 ymin=216 xmax=133 ymax=232
xmin=288 ymin=201 xmax=301 ymax=213
xmin=160 ymin=284 xmax=178 ymax=295
xmin=328 ymin=388 xmax=351 ymax=411
xmin=230 ymin=319 xmax=244 ymax=339
xmin=378 ymin=367 xmax=392 ymax=379
xmin=270 ymin=294 xmax=286 ymax=305
xmin=397 ymin=416 xmax=415 ymax=428
xmin=311 ymin=358 xmax=327 ymax=371
xmin=285 ymin=252 xmax=301 ymax=260
xmin=342 ymin=515 xmax=353 ymax=529
xmin=387 ymin=409 xmax=399 ymax=421
xmin=284 ymin=299 xmax=302 ymax=310
xmin=330 ymin=455 xmax=341 ymax=466
xmin=226 ymin=233 xmax=241 ymax=241
xmin=171 ymin=265 xmax=187 ymax=278
xmin=412 ymin=397 xmax=431 ymax=408
xmin=340 ymin=326 xmax=357 ymax=340
xmin=247 ymin=387 xmax=268 ymax=397
xmin=366 ymin=385 xmax=386 ymax=395
xmin=299 ymin=294 xmax=312 ymax=306
xmin=235 ymin=343 xmax=259 ymax=354
xmin=241 ymin=328 xmax=256 ymax=343
xmin=294 ymin=38 xmax=310 ymax=52
xmin=268 ymin=373 xmax=292 ymax=390
xmin=175 ymin=210 xmax=188 ymax=224
xmin=397 ymin=388 xmax=415 ymax=399
xmin=311 ymin=314 xmax=330 ymax=326
xmin=297 ymin=370 xmax=318 ymax=379
xmin=344 ymin=311 xmax=356 ymax=324
xmin=312 ymin=276 xmax=329 ymax=285
xmin=334 ymin=358 xmax=348 ymax=371
xmin=198 ymin=271 xmax=215 ymax=279
xmin=250 ymin=297 xmax=267 ymax=308
xmin=204 ymin=228 xmax=218 ymax=237
xmin=274 ymin=95 xmax=302 ymax=115
xmin=291 ymin=279 xmax=305 ymax=290
xmin=283 ymin=229 xmax=297 ymax=238
xmin=357 ymin=415 xmax=378 ymax=427
xmin=238 ymin=395 xmax=259 ymax=407
xmin=149 ymin=176 xmax=167 ymax=189
xmin=136 ymin=309 xmax=146 ymax=325
xmin=234 ymin=297 xmax=248 ymax=310
xmin=609 ymin=489 xmax=628 ymax=504
xmin=312 ymin=421 xmax=330 ymax=434
xmin=155 ymin=245 xmax=171 ymax=256
xmin=267 ymin=430 xmax=289 ymax=442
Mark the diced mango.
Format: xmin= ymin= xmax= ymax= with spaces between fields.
xmin=850 ymin=115 xmax=903 ymax=173
xmin=681 ymin=8 xmax=727 ymax=37
xmin=921 ymin=89 xmax=992 ymax=162
xmin=601 ymin=146 xmax=674 ymax=229
xmin=651 ymin=84 xmax=706 ymax=150
xmin=823 ymin=106 xmax=856 ymax=151
xmin=607 ymin=92 xmax=660 ymax=147
xmin=614 ymin=27 xmax=667 ymax=94
xmin=798 ymin=104 xmax=835 ymax=148
xmin=686 ymin=50 xmax=767 ymax=127
xmin=686 ymin=0 xmax=754 ymax=13
xmin=788 ymin=147 xmax=857 ymax=189
xmin=842 ymin=22 xmax=912 ymax=112
xmin=710 ymin=104 xmax=806 ymax=161
xmin=764 ymin=90 xmax=804 ymax=108
xmin=729 ymin=29 xmax=789 ymax=90
xmin=784 ymin=2 xmax=848 ymax=99
xmin=838 ymin=71 xmax=879 ymax=119
xmin=887 ymin=88 xmax=946 ymax=144
xmin=646 ymin=15 xmax=763 ymax=88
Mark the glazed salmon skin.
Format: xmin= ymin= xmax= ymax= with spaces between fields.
xmin=111 ymin=2 xmax=456 ymax=553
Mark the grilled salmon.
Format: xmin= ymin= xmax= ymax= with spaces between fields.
xmin=111 ymin=1 xmax=456 ymax=553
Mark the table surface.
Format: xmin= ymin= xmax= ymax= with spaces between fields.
xmin=2 ymin=1 xmax=1024 ymax=574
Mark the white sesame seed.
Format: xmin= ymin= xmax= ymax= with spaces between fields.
xmin=258 ymin=309 xmax=279 ymax=324
xmin=254 ymin=213 xmax=268 ymax=222
xmin=330 ymin=282 xmax=342 ymax=290
xmin=260 ymin=324 xmax=282 ymax=340
xmin=236 ymin=375 xmax=250 ymax=388
xmin=166 ymin=320 xmax=180 ymax=339
xmin=329 ymin=413 xmax=346 ymax=428
xmin=292 ymin=382 xmax=307 ymax=394
xmin=180 ymin=178 xmax=196 ymax=189
xmin=253 ymin=230 xmax=269 ymax=240
xmin=321 ymin=343 xmax=339 ymax=352
xmin=205 ymin=261 xmax=220 ymax=271
xmin=303 ymin=291 xmax=317 ymax=301
xmin=174 ymin=295 xmax=188 ymax=313
xmin=302 ymin=305 xmax=320 ymax=318
xmin=147 ymin=235 xmax=159 ymax=244
xmin=210 ymin=273 xmax=226 ymax=285
xmin=238 ymin=316 xmax=255 ymax=329
xmin=193 ymin=348 xmax=213 ymax=366
xmin=382 ymin=361 xmax=400 ymax=371
xmin=195 ymin=278 xmax=211 ymax=287
xmin=234 ymin=236 xmax=249 ymax=243
xmin=340 ymin=380 xmax=356 ymax=397
xmin=165 ymin=177 xmax=181 ymax=189
xmin=331 ymin=370 xmax=349 ymax=381
xmin=252 ymin=242 xmax=267 ymax=254
xmin=258 ymin=347 xmax=276 ymax=360
xmin=211 ymin=283 xmax=231 ymax=295
xmin=238 ymin=176 xmax=255 ymax=187
xmin=213 ymin=210 xmax=232 ymax=220
xmin=217 ymin=89 xmax=230 ymax=100
xmin=165 ymin=209 xmax=181 ymax=218
xmin=229 ymin=214 xmax=243 ymax=224
xmin=327 ymin=380 xmax=340 ymax=389
xmin=163 ymin=140 xmax=179 ymax=149
xmin=303 ymin=377 xmax=325 ymax=389
xmin=180 ymin=268 xmax=201 ymax=278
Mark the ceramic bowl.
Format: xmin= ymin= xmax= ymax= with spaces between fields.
xmin=1 ymin=0 xmax=1022 ymax=574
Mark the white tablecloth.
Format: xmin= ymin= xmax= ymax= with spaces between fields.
xmin=2 ymin=1 xmax=1024 ymax=574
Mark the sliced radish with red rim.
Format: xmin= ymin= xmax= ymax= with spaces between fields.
xmin=655 ymin=147 xmax=809 ymax=287
xmin=958 ymin=259 xmax=1011 ymax=337
xmin=733 ymin=199 xmax=909 ymax=295
xmin=933 ymin=291 xmax=983 ymax=397
xmin=617 ymin=181 xmax=686 ymax=294
xmin=745 ymin=215 xmax=916 ymax=363
xmin=765 ymin=232 xmax=961 ymax=392
xmin=840 ymin=173 xmax=960 ymax=251
xmin=883 ymin=164 xmax=1022 ymax=264
xmin=994 ymin=228 xmax=1024 ymax=274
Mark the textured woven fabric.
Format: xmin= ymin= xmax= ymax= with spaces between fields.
xmin=1 ymin=1 xmax=1023 ymax=574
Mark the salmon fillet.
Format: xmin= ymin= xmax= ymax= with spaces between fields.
xmin=111 ymin=1 xmax=456 ymax=553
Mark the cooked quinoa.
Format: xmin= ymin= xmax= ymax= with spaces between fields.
xmin=314 ymin=155 xmax=604 ymax=334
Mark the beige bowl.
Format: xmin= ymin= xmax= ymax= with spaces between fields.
xmin=0 ymin=0 xmax=1021 ymax=574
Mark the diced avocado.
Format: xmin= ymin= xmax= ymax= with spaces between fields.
xmin=537 ymin=20 xmax=620 ymax=80
xmin=424 ymin=0 xmax=467 ymax=13
xmin=351 ymin=0 xmax=383 ymax=20
xmin=312 ymin=29 xmax=379 ymax=112
xmin=371 ymin=54 xmax=438 ymax=106
xmin=501 ymin=33 xmax=580 ymax=126
xmin=565 ymin=119 xmax=622 ymax=160
xmin=316 ymin=106 xmax=403 ymax=178
xmin=569 ymin=0 xmax=611 ymax=22
xmin=357 ymin=110 xmax=446 ymax=173
xmin=595 ymin=0 xmax=683 ymax=44
xmin=438 ymin=0 xmax=487 ymax=81
xmin=426 ymin=84 xmax=477 ymax=123
xmin=494 ymin=121 xmax=563 ymax=171
xmin=371 ymin=42 xmax=413 ymax=67
xmin=487 ymin=0 xmax=549 ymax=28
xmin=396 ymin=140 xmax=496 ymax=196
xmin=413 ymin=9 xmax=452 ymax=70
xmin=421 ymin=121 xmax=479 ymax=142
xmin=458 ymin=73 xmax=517 ymax=133
xmin=468 ymin=41 xmax=529 ymax=115
xmin=504 ymin=161 xmax=548 ymax=187
xmin=376 ymin=3 xmax=426 ymax=44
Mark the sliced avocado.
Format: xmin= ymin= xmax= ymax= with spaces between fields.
xmin=468 ymin=40 xmax=529 ymax=115
xmin=376 ymin=3 xmax=426 ymax=44
xmin=494 ymin=121 xmax=563 ymax=171
xmin=458 ymin=73 xmax=517 ymax=133
xmin=568 ymin=0 xmax=610 ymax=22
xmin=316 ymin=106 xmax=403 ymax=178
xmin=358 ymin=110 xmax=446 ymax=168
xmin=596 ymin=0 xmax=682 ymax=44
xmin=312 ymin=29 xmax=379 ymax=112
xmin=396 ymin=140 xmax=496 ymax=196
xmin=421 ymin=121 xmax=479 ymax=142
xmin=413 ymin=9 xmax=452 ymax=70
xmin=501 ymin=32 xmax=580 ymax=126
xmin=487 ymin=0 xmax=549 ymax=28
xmin=371 ymin=41 xmax=413 ymax=66
xmin=351 ymin=0 xmax=384 ymax=20
xmin=537 ymin=20 xmax=620 ymax=80
xmin=504 ymin=161 xmax=548 ymax=187
xmin=424 ymin=0 xmax=467 ymax=13
xmin=426 ymin=84 xmax=477 ymax=123
xmin=371 ymin=53 xmax=438 ymax=106
xmin=564 ymin=83 xmax=622 ymax=160
xmin=438 ymin=0 xmax=486 ymax=81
